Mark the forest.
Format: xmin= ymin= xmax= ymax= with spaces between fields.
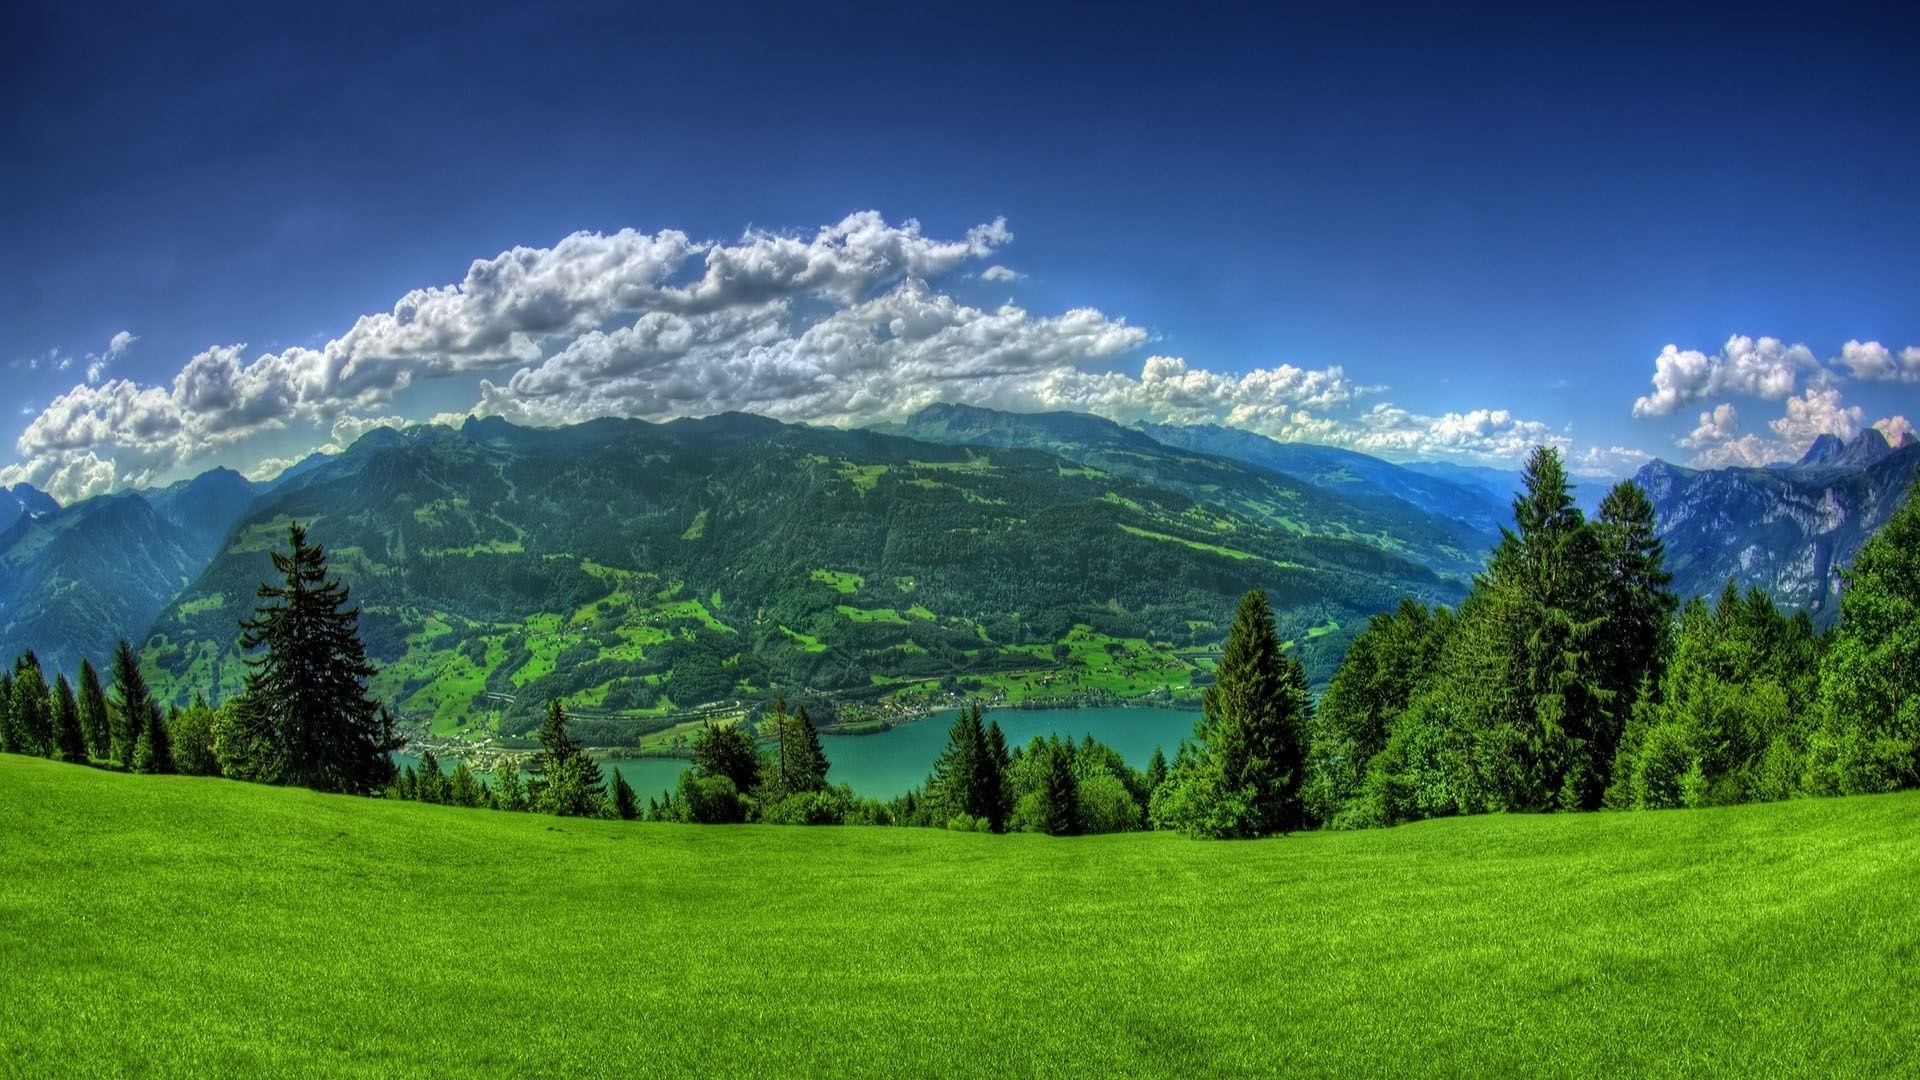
xmin=5 ymin=447 xmax=1917 ymax=839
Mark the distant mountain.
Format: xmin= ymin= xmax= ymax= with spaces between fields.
xmin=0 ymin=484 xmax=58 ymax=534
xmin=0 ymin=494 xmax=209 ymax=676
xmin=1132 ymin=421 xmax=1507 ymax=536
xmin=1637 ymin=429 xmax=1920 ymax=620
xmin=0 ymin=470 xmax=261 ymax=674
xmin=142 ymin=414 xmax=1464 ymax=735
xmin=896 ymin=404 xmax=1489 ymax=578
xmin=1401 ymin=460 xmax=1614 ymax=516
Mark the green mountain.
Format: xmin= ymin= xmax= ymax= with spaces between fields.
xmin=896 ymin=403 xmax=1491 ymax=577
xmin=0 ymin=483 xmax=58 ymax=533
xmin=142 ymin=413 xmax=1462 ymax=742
xmin=1131 ymin=420 xmax=1507 ymax=536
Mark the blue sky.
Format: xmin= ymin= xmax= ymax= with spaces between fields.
xmin=3 ymin=1 xmax=1917 ymax=500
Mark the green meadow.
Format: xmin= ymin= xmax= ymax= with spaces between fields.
xmin=2 ymin=754 xmax=1916 ymax=1077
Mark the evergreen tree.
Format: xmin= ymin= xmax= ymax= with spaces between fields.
xmin=787 ymin=705 xmax=829 ymax=793
xmin=76 ymin=659 xmax=111 ymax=761
xmin=1590 ymin=479 xmax=1677 ymax=796
xmin=1145 ymin=746 xmax=1169 ymax=797
xmin=108 ymin=639 xmax=156 ymax=768
xmin=231 ymin=523 xmax=399 ymax=793
xmin=396 ymin=765 xmax=418 ymax=801
xmin=1038 ymin=740 xmax=1081 ymax=836
xmin=0 ymin=669 xmax=13 ymax=753
xmin=51 ymin=674 xmax=87 ymax=763
xmin=448 ymin=760 xmax=480 ymax=807
xmin=928 ymin=704 xmax=1003 ymax=830
xmin=493 ymin=758 xmax=526 ymax=811
xmin=533 ymin=701 xmax=606 ymax=817
xmin=689 ymin=718 xmax=760 ymax=794
xmin=416 ymin=749 xmax=446 ymax=803
xmin=9 ymin=657 xmax=53 ymax=757
xmin=1306 ymin=599 xmax=1449 ymax=823
xmin=170 ymin=697 xmax=222 ymax=776
xmin=133 ymin=701 xmax=173 ymax=774
xmin=1156 ymin=590 xmax=1311 ymax=837
xmin=1814 ymin=477 xmax=1920 ymax=793
xmin=0 ymin=668 xmax=13 ymax=753
xmin=611 ymin=768 xmax=639 ymax=820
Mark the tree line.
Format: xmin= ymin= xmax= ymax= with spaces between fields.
xmin=8 ymin=463 xmax=1917 ymax=840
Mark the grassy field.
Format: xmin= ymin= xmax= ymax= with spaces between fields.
xmin=2 ymin=756 xmax=1916 ymax=1077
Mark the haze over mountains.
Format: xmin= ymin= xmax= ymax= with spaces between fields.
xmin=1 ymin=408 xmax=1913 ymax=728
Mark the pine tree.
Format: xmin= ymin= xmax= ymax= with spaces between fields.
xmin=1815 ymin=476 xmax=1920 ymax=793
xmin=928 ymin=704 xmax=1003 ymax=829
xmin=1591 ymin=479 xmax=1676 ymax=798
xmin=611 ymin=768 xmax=639 ymax=820
xmin=76 ymin=659 xmax=111 ymax=761
xmin=133 ymin=701 xmax=173 ymax=774
xmin=10 ymin=656 xmax=54 ymax=758
xmin=1145 ymin=746 xmax=1169 ymax=796
xmin=493 ymin=758 xmax=526 ymax=811
xmin=1158 ymin=589 xmax=1311 ymax=837
xmin=109 ymin=639 xmax=160 ymax=770
xmin=1038 ymin=740 xmax=1080 ymax=836
xmin=449 ymin=760 xmax=480 ymax=807
xmin=51 ymin=674 xmax=87 ymax=763
xmin=689 ymin=718 xmax=760 ymax=794
xmin=231 ymin=523 xmax=398 ymax=793
xmin=0 ymin=669 xmax=13 ymax=754
xmin=788 ymin=705 xmax=829 ymax=793
xmin=533 ymin=700 xmax=606 ymax=817
xmin=416 ymin=749 xmax=446 ymax=803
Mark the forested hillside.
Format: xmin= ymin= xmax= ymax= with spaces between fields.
xmin=141 ymin=414 xmax=1461 ymax=737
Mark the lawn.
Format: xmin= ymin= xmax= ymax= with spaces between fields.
xmin=1 ymin=755 xmax=1915 ymax=1076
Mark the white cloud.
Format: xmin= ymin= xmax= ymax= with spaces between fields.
xmin=1631 ymin=335 xmax=1818 ymax=418
xmin=1570 ymin=444 xmax=1652 ymax=478
xmin=9 ymin=211 xmax=1567 ymax=497
xmin=1767 ymin=383 xmax=1861 ymax=445
xmin=980 ymin=265 xmax=1022 ymax=282
xmin=105 ymin=331 xmax=137 ymax=359
xmin=1833 ymin=339 xmax=1920 ymax=382
xmin=1874 ymin=415 xmax=1916 ymax=446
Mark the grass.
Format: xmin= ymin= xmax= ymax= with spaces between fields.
xmin=3 ymin=756 xmax=1915 ymax=1076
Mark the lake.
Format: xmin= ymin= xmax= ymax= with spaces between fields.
xmin=398 ymin=706 xmax=1200 ymax=803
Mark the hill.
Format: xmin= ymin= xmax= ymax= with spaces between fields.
xmin=1636 ymin=429 xmax=1920 ymax=618
xmin=0 ymin=470 xmax=262 ymax=674
xmin=142 ymin=414 xmax=1462 ymax=738
xmin=2 ymin=755 xmax=1914 ymax=1076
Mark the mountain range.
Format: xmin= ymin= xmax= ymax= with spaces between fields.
xmin=1 ymin=408 xmax=1914 ymax=741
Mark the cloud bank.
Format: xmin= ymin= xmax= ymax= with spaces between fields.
xmin=6 ymin=212 xmax=1571 ymax=502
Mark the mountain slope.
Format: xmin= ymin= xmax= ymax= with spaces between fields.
xmin=0 ymin=483 xmax=58 ymax=534
xmin=0 ymin=493 xmax=210 ymax=675
xmin=1638 ymin=430 xmax=1920 ymax=619
xmin=1133 ymin=420 xmax=1507 ymax=536
xmin=143 ymin=414 xmax=1464 ymax=736
xmin=896 ymin=404 xmax=1490 ymax=577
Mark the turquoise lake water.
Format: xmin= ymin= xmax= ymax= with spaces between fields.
xmin=398 ymin=705 xmax=1198 ymax=803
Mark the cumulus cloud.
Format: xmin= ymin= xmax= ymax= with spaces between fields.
xmin=1570 ymin=444 xmax=1652 ymax=478
xmin=1874 ymin=415 xmax=1916 ymax=446
xmin=1767 ymin=383 xmax=1861 ymax=445
xmin=1631 ymin=335 xmax=1819 ymax=418
xmin=1833 ymin=339 xmax=1920 ymax=383
xmin=979 ymin=265 xmax=1022 ymax=282
xmin=8 ymin=211 xmax=1566 ymax=498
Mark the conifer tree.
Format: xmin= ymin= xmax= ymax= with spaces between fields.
xmin=76 ymin=659 xmax=111 ymax=761
xmin=1156 ymin=589 xmax=1311 ymax=837
xmin=928 ymin=704 xmax=1003 ymax=829
xmin=51 ymin=674 xmax=87 ymax=763
xmin=1145 ymin=745 xmax=1169 ymax=796
xmin=689 ymin=717 xmax=760 ymax=794
xmin=1815 ymin=476 xmax=1920 ymax=793
xmin=10 ymin=656 xmax=54 ymax=758
xmin=416 ymin=749 xmax=446 ymax=803
xmin=0 ymin=669 xmax=13 ymax=754
xmin=493 ymin=758 xmax=526 ymax=811
xmin=533 ymin=700 xmax=606 ymax=817
xmin=611 ymin=768 xmax=639 ymax=820
xmin=133 ymin=701 xmax=173 ymax=774
xmin=1038 ymin=740 xmax=1081 ymax=836
xmin=108 ymin=640 xmax=156 ymax=768
xmin=449 ymin=760 xmax=480 ymax=807
xmin=231 ymin=523 xmax=399 ymax=793
xmin=1591 ymin=479 xmax=1677 ymax=796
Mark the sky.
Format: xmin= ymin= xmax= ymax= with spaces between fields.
xmin=3 ymin=1 xmax=1917 ymax=502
